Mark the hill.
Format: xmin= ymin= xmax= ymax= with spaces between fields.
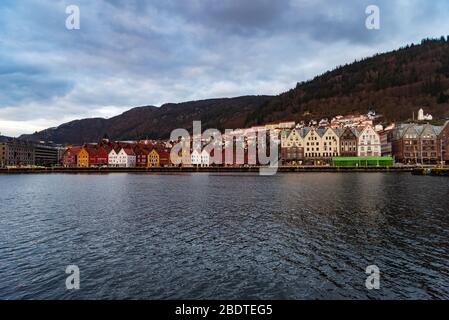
xmin=246 ymin=37 xmax=449 ymax=125
xmin=20 ymin=96 xmax=272 ymax=144
xmin=21 ymin=37 xmax=449 ymax=144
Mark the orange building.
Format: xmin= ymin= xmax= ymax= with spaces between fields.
xmin=147 ymin=149 xmax=160 ymax=167
xmin=77 ymin=147 xmax=89 ymax=167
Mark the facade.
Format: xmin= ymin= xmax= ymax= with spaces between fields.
xmin=439 ymin=121 xmax=449 ymax=163
xmin=339 ymin=128 xmax=358 ymax=157
xmin=280 ymin=129 xmax=304 ymax=164
xmin=418 ymin=124 xmax=440 ymax=163
xmin=303 ymin=127 xmax=340 ymax=163
xmin=158 ymin=149 xmax=171 ymax=167
xmin=1 ymin=140 xmax=35 ymax=166
xmin=148 ymin=149 xmax=160 ymax=167
xmin=62 ymin=147 xmax=81 ymax=167
xmin=391 ymin=123 xmax=443 ymax=164
xmin=201 ymin=150 xmax=211 ymax=167
xmin=87 ymin=146 xmax=108 ymax=167
xmin=321 ymin=128 xmax=340 ymax=158
xmin=136 ymin=148 xmax=151 ymax=167
xmin=379 ymin=130 xmax=393 ymax=157
xmin=116 ymin=148 xmax=136 ymax=167
xmin=191 ymin=150 xmax=202 ymax=166
xmin=77 ymin=148 xmax=90 ymax=167
xmin=108 ymin=149 xmax=119 ymax=167
xmin=357 ymin=126 xmax=381 ymax=157
xmin=303 ymin=128 xmax=321 ymax=160
xmin=0 ymin=143 xmax=6 ymax=167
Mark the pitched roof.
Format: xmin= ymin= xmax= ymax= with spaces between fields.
xmin=122 ymin=148 xmax=135 ymax=156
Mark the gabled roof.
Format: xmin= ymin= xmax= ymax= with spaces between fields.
xmin=121 ymin=148 xmax=135 ymax=156
xmin=64 ymin=146 xmax=81 ymax=156
xmin=315 ymin=127 xmax=326 ymax=137
xmin=332 ymin=128 xmax=345 ymax=137
xmin=299 ymin=127 xmax=311 ymax=138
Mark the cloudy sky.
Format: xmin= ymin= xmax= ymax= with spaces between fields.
xmin=0 ymin=0 xmax=448 ymax=136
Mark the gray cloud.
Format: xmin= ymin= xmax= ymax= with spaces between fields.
xmin=0 ymin=0 xmax=448 ymax=136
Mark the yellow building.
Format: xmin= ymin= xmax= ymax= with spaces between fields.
xmin=77 ymin=147 xmax=89 ymax=167
xmin=147 ymin=149 xmax=160 ymax=167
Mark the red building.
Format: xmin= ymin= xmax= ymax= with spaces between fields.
xmin=87 ymin=146 xmax=108 ymax=167
xmin=157 ymin=149 xmax=172 ymax=166
xmin=135 ymin=147 xmax=151 ymax=167
xmin=61 ymin=146 xmax=81 ymax=167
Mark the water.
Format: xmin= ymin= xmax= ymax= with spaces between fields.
xmin=0 ymin=172 xmax=448 ymax=300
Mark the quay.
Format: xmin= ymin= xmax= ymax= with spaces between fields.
xmin=412 ymin=167 xmax=449 ymax=176
xmin=0 ymin=166 xmax=415 ymax=174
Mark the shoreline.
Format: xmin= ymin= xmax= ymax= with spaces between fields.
xmin=0 ymin=166 xmax=416 ymax=174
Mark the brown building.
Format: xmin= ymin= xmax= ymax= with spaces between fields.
xmin=0 ymin=143 xmax=6 ymax=167
xmin=339 ymin=127 xmax=358 ymax=157
xmin=438 ymin=121 xmax=449 ymax=163
xmin=391 ymin=123 xmax=442 ymax=164
xmin=1 ymin=140 xmax=35 ymax=166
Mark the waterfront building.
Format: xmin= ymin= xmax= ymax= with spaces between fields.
xmin=280 ymin=128 xmax=304 ymax=165
xmin=418 ymin=124 xmax=441 ymax=163
xmin=379 ymin=130 xmax=393 ymax=157
xmin=357 ymin=126 xmax=381 ymax=157
xmin=321 ymin=127 xmax=340 ymax=158
xmin=1 ymin=140 xmax=35 ymax=167
xmin=0 ymin=143 xmax=6 ymax=167
xmin=438 ymin=121 xmax=449 ymax=163
xmin=148 ymin=149 xmax=160 ymax=167
xmin=391 ymin=123 xmax=443 ymax=164
xmin=108 ymin=149 xmax=119 ymax=167
xmin=339 ymin=127 xmax=358 ymax=157
xmin=33 ymin=143 xmax=62 ymax=167
xmin=62 ymin=146 xmax=81 ymax=167
xmin=302 ymin=127 xmax=340 ymax=164
xmin=303 ymin=127 xmax=320 ymax=161
xmin=158 ymin=149 xmax=171 ymax=167
xmin=332 ymin=156 xmax=394 ymax=167
xmin=116 ymin=148 xmax=136 ymax=167
xmin=87 ymin=146 xmax=108 ymax=167
xmin=135 ymin=147 xmax=151 ymax=167
xmin=77 ymin=147 xmax=90 ymax=167
xmin=191 ymin=149 xmax=202 ymax=167
xmin=201 ymin=149 xmax=211 ymax=167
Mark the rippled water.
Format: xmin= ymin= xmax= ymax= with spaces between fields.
xmin=0 ymin=173 xmax=448 ymax=300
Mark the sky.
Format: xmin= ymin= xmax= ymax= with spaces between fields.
xmin=1 ymin=0 xmax=449 ymax=137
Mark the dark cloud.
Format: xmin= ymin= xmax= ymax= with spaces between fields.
xmin=0 ymin=0 xmax=448 ymax=136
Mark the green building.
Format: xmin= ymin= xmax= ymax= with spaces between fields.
xmin=332 ymin=156 xmax=394 ymax=167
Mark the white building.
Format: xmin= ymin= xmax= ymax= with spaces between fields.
xmin=200 ymin=150 xmax=211 ymax=167
xmin=115 ymin=148 xmax=136 ymax=167
xmin=417 ymin=108 xmax=433 ymax=121
xmin=191 ymin=150 xmax=202 ymax=166
xmin=191 ymin=149 xmax=211 ymax=167
xmin=357 ymin=126 xmax=381 ymax=157
xmin=108 ymin=149 xmax=119 ymax=167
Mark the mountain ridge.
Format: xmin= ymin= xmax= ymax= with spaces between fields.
xmin=20 ymin=37 xmax=449 ymax=145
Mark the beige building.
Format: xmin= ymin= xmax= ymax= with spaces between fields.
xmin=303 ymin=128 xmax=340 ymax=159
xmin=321 ymin=128 xmax=340 ymax=158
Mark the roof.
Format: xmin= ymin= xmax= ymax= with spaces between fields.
xmin=333 ymin=156 xmax=394 ymax=161
xmin=315 ymin=127 xmax=326 ymax=137
xmin=122 ymin=148 xmax=135 ymax=156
